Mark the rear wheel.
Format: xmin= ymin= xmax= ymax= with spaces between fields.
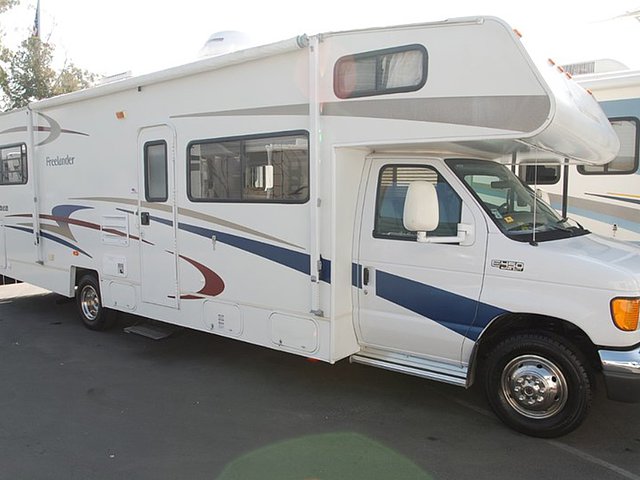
xmin=484 ymin=333 xmax=592 ymax=438
xmin=76 ymin=274 xmax=116 ymax=331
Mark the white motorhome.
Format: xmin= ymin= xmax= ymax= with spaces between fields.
xmin=522 ymin=65 xmax=640 ymax=244
xmin=0 ymin=17 xmax=638 ymax=438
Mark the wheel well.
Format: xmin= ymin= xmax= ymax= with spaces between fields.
xmin=470 ymin=313 xmax=601 ymax=385
xmin=73 ymin=267 xmax=98 ymax=290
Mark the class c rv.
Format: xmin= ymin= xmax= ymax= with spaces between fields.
xmin=0 ymin=17 xmax=638 ymax=438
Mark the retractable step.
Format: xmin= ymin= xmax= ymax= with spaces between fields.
xmin=124 ymin=321 xmax=182 ymax=340
xmin=350 ymin=350 xmax=468 ymax=387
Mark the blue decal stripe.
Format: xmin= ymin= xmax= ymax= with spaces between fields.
xmin=178 ymin=222 xmax=310 ymax=275
xmin=6 ymin=225 xmax=33 ymax=235
xmin=51 ymin=204 xmax=93 ymax=218
xmin=150 ymin=215 xmax=173 ymax=227
xmin=375 ymin=270 xmax=506 ymax=340
xmin=6 ymin=226 xmax=92 ymax=258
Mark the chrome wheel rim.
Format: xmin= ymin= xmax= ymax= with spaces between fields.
xmin=501 ymin=354 xmax=568 ymax=419
xmin=80 ymin=285 xmax=100 ymax=322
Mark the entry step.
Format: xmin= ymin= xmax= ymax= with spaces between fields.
xmin=124 ymin=321 xmax=182 ymax=340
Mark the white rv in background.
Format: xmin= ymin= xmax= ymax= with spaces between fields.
xmin=0 ymin=17 xmax=639 ymax=438
xmin=522 ymin=64 xmax=640 ymax=244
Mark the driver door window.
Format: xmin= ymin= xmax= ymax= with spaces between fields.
xmin=373 ymin=164 xmax=461 ymax=239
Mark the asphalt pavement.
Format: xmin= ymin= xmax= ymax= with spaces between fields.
xmin=0 ymin=284 xmax=638 ymax=480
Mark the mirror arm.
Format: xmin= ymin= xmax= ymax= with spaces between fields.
xmin=416 ymin=223 xmax=474 ymax=244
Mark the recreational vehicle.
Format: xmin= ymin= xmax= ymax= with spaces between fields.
xmin=0 ymin=17 xmax=638 ymax=438
xmin=522 ymin=65 xmax=640 ymax=244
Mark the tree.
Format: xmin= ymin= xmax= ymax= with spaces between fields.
xmin=0 ymin=0 xmax=18 ymax=15
xmin=4 ymin=36 xmax=55 ymax=109
xmin=0 ymin=1 xmax=96 ymax=111
xmin=2 ymin=36 xmax=95 ymax=109
xmin=0 ymin=0 xmax=21 ymax=103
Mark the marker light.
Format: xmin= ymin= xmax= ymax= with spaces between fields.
xmin=513 ymin=28 xmax=523 ymax=38
xmin=611 ymin=297 xmax=640 ymax=331
xmin=115 ymin=111 xmax=126 ymax=120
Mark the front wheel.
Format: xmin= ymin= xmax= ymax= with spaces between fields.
xmin=484 ymin=333 xmax=592 ymax=438
xmin=76 ymin=274 xmax=116 ymax=331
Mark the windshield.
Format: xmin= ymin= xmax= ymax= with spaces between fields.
xmin=446 ymin=159 xmax=588 ymax=243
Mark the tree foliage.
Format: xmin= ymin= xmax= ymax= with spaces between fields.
xmin=0 ymin=1 xmax=96 ymax=111
xmin=2 ymin=36 xmax=95 ymax=109
xmin=0 ymin=0 xmax=19 ymax=95
xmin=0 ymin=0 xmax=18 ymax=14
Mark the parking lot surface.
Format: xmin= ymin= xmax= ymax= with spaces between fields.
xmin=0 ymin=285 xmax=638 ymax=480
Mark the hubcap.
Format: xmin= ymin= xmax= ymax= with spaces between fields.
xmin=80 ymin=285 xmax=100 ymax=322
xmin=501 ymin=354 xmax=568 ymax=419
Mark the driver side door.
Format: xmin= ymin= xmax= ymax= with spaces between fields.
xmin=356 ymin=157 xmax=487 ymax=367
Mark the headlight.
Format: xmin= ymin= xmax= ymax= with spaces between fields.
xmin=610 ymin=297 xmax=640 ymax=332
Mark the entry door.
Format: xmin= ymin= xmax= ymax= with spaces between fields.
xmin=138 ymin=125 xmax=179 ymax=307
xmin=356 ymin=158 xmax=487 ymax=366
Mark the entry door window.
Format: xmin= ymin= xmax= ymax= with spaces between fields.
xmin=374 ymin=164 xmax=462 ymax=240
xmin=144 ymin=141 xmax=168 ymax=202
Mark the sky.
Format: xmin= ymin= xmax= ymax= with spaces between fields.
xmin=1 ymin=0 xmax=640 ymax=77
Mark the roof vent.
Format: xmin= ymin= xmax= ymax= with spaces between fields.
xmin=199 ymin=31 xmax=253 ymax=58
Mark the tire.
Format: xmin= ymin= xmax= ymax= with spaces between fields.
xmin=484 ymin=333 xmax=592 ymax=438
xmin=76 ymin=274 xmax=116 ymax=331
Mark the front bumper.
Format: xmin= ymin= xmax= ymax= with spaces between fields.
xmin=599 ymin=346 xmax=640 ymax=403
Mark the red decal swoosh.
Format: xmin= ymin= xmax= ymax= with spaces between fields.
xmin=178 ymin=255 xmax=225 ymax=297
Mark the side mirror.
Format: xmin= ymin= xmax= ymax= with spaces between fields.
xmin=404 ymin=180 xmax=474 ymax=245
xmin=403 ymin=181 xmax=439 ymax=240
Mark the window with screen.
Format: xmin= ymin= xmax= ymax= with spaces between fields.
xmin=374 ymin=165 xmax=461 ymax=240
xmin=334 ymin=45 xmax=428 ymax=99
xmin=144 ymin=141 xmax=168 ymax=202
xmin=0 ymin=144 xmax=27 ymax=185
xmin=578 ymin=117 xmax=639 ymax=175
xmin=188 ymin=131 xmax=309 ymax=203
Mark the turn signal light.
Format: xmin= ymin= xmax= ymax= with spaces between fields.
xmin=611 ymin=297 xmax=640 ymax=331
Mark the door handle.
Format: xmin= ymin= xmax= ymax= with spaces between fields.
xmin=140 ymin=212 xmax=150 ymax=226
xmin=363 ymin=267 xmax=370 ymax=286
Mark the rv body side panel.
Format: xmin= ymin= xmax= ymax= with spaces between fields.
xmin=0 ymin=110 xmax=40 ymax=285
xmin=0 ymin=46 xmax=338 ymax=360
xmin=328 ymin=147 xmax=368 ymax=360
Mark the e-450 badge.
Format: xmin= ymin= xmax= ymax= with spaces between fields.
xmin=491 ymin=259 xmax=524 ymax=272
